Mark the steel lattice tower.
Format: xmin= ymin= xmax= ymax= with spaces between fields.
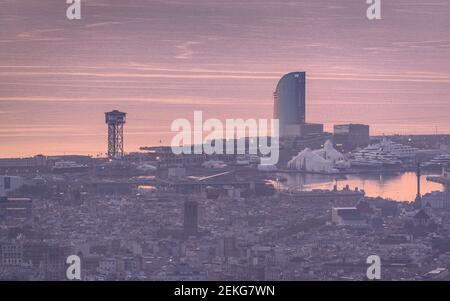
xmin=105 ymin=110 xmax=126 ymax=159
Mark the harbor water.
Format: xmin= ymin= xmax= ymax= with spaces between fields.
xmin=278 ymin=171 xmax=446 ymax=202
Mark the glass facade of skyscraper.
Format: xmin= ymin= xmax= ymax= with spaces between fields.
xmin=273 ymin=72 xmax=306 ymax=131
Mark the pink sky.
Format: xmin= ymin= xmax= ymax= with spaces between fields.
xmin=1 ymin=0 xmax=450 ymax=157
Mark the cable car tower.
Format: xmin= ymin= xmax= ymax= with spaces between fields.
xmin=105 ymin=110 xmax=126 ymax=159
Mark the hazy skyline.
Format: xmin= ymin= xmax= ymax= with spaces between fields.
xmin=1 ymin=0 xmax=450 ymax=157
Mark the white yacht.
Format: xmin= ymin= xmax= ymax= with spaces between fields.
xmin=350 ymin=154 xmax=402 ymax=169
xmin=422 ymin=153 xmax=450 ymax=170
xmin=361 ymin=139 xmax=420 ymax=159
xmin=350 ymin=139 xmax=415 ymax=169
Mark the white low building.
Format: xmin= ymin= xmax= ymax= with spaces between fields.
xmin=314 ymin=140 xmax=345 ymax=163
xmin=287 ymin=148 xmax=337 ymax=173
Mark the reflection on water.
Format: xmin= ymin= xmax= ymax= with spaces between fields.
xmin=278 ymin=172 xmax=445 ymax=202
